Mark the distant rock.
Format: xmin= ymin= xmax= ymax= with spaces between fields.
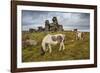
xmin=22 ymin=39 xmax=37 ymax=47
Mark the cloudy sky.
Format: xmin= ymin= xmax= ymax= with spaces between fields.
xmin=22 ymin=10 xmax=90 ymax=32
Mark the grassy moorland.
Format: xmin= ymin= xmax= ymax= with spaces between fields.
xmin=22 ymin=31 xmax=90 ymax=62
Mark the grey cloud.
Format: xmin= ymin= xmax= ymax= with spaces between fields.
xmin=22 ymin=10 xmax=90 ymax=32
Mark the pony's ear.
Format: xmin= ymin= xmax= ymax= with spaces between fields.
xmin=51 ymin=36 xmax=57 ymax=41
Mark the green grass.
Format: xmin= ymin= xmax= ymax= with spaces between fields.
xmin=22 ymin=31 xmax=90 ymax=62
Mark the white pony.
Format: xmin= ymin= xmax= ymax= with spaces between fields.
xmin=76 ymin=31 xmax=84 ymax=40
xmin=41 ymin=34 xmax=65 ymax=55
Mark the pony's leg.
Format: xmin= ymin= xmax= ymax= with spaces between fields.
xmin=45 ymin=44 xmax=49 ymax=52
xmin=80 ymin=36 xmax=82 ymax=40
xmin=59 ymin=42 xmax=63 ymax=51
xmin=81 ymin=33 xmax=84 ymax=40
xmin=81 ymin=34 xmax=84 ymax=40
xmin=79 ymin=35 xmax=81 ymax=40
xmin=76 ymin=34 xmax=78 ymax=40
xmin=45 ymin=47 xmax=49 ymax=52
xmin=48 ymin=44 xmax=52 ymax=53
xmin=62 ymin=42 xmax=65 ymax=50
xmin=59 ymin=42 xmax=65 ymax=51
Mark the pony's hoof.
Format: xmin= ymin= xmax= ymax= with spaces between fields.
xmin=41 ymin=52 xmax=45 ymax=56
